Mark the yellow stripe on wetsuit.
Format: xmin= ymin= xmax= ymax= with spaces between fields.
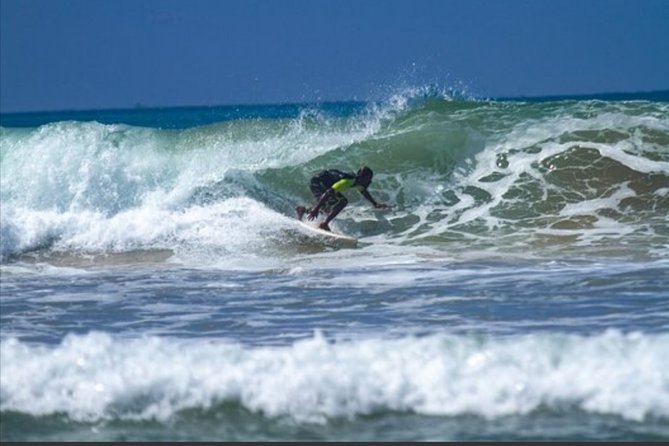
xmin=332 ymin=178 xmax=364 ymax=193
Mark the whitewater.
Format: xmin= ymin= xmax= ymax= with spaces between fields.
xmin=1 ymin=90 xmax=668 ymax=441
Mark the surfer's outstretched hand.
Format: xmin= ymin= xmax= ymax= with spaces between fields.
xmin=307 ymin=209 xmax=319 ymax=221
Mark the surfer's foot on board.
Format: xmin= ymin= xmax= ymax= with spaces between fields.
xmin=318 ymin=222 xmax=331 ymax=232
xmin=295 ymin=206 xmax=307 ymax=220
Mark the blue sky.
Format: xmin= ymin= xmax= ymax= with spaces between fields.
xmin=1 ymin=0 xmax=668 ymax=112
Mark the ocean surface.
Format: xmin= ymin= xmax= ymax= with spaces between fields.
xmin=1 ymin=89 xmax=668 ymax=441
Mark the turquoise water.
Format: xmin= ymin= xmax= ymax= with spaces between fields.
xmin=1 ymin=89 xmax=668 ymax=441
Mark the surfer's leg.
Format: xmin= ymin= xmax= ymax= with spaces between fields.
xmin=320 ymin=195 xmax=347 ymax=231
xmin=308 ymin=177 xmax=331 ymax=218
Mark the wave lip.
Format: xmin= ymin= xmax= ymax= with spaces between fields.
xmin=1 ymin=330 xmax=667 ymax=423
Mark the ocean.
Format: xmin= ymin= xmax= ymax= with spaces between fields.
xmin=1 ymin=89 xmax=668 ymax=441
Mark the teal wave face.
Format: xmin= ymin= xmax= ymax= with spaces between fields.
xmin=1 ymin=94 xmax=668 ymax=262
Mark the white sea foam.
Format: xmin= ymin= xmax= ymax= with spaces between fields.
xmin=0 ymin=197 xmax=298 ymax=264
xmin=0 ymin=111 xmax=382 ymax=263
xmin=1 ymin=330 xmax=667 ymax=423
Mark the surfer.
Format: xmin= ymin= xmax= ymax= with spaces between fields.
xmin=295 ymin=166 xmax=388 ymax=231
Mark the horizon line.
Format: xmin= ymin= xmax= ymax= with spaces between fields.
xmin=1 ymin=89 xmax=668 ymax=116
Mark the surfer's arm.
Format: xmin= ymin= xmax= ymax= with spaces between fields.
xmin=307 ymin=188 xmax=335 ymax=220
xmin=360 ymin=189 xmax=388 ymax=209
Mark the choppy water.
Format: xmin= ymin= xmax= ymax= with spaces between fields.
xmin=1 ymin=89 xmax=668 ymax=441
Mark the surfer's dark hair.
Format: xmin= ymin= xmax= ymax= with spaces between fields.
xmin=357 ymin=166 xmax=373 ymax=179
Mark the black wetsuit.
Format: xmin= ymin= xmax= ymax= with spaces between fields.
xmin=309 ymin=169 xmax=357 ymax=211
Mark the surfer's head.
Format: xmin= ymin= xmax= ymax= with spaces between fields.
xmin=356 ymin=166 xmax=374 ymax=188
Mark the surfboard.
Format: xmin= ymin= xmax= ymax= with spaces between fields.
xmin=296 ymin=220 xmax=358 ymax=247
